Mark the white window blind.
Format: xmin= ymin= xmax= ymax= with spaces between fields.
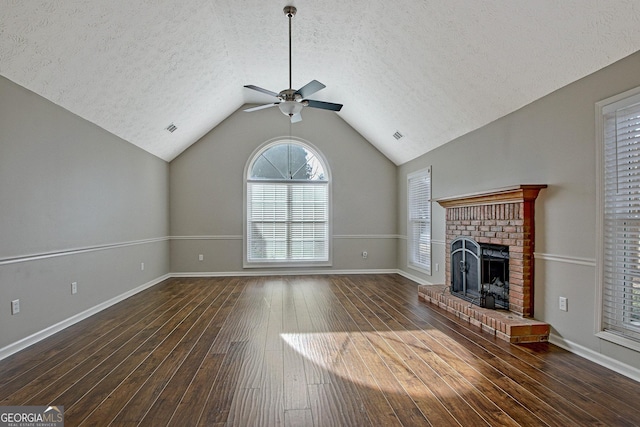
xmin=602 ymin=92 xmax=640 ymax=342
xmin=247 ymin=182 xmax=328 ymax=262
xmin=408 ymin=168 xmax=431 ymax=274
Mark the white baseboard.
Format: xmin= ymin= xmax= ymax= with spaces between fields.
xmin=0 ymin=274 xmax=171 ymax=362
xmin=396 ymin=269 xmax=436 ymax=286
xmin=549 ymin=333 xmax=640 ymax=383
xmin=170 ymin=269 xmax=398 ymax=278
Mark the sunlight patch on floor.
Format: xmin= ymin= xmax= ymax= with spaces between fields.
xmin=280 ymin=331 xmax=468 ymax=397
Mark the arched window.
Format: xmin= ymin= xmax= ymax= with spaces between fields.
xmin=245 ymin=139 xmax=331 ymax=266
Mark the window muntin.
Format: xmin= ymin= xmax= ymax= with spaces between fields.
xmin=408 ymin=167 xmax=431 ymax=274
xmin=246 ymin=140 xmax=330 ymax=265
xmin=600 ymin=89 xmax=640 ymax=343
xmin=250 ymin=143 xmax=326 ymax=181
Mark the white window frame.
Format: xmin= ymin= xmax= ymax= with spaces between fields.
xmin=243 ymin=137 xmax=332 ymax=268
xmin=407 ymin=167 xmax=432 ymax=274
xmin=596 ymin=86 xmax=640 ymax=351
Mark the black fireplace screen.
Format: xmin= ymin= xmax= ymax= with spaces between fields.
xmin=450 ymin=237 xmax=509 ymax=310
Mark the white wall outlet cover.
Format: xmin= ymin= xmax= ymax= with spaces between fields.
xmin=11 ymin=299 xmax=20 ymax=315
xmin=559 ymin=296 xmax=568 ymax=311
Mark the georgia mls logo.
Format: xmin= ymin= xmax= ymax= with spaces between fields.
xmin=0 ymin=405 xmax=64 ymax=426
xmin=44 ymin=406 xmax=63 ymax=418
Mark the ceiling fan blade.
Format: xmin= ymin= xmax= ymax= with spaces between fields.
xmin=244 ymin=103 xmax=279 ymax=112
xmin=295 ymin=80 xmax=326 ymax=99
xmin=244 ymin=85 xmax=279 ymax=98
xmin=290 ymin=112 xmax=303 ymax=123
xmin=305 ymin=99 xmax=343 ymax=112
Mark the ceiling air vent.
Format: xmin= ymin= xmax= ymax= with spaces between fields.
xmin=393 ymin=131 xmax=404 ymax=140
xmin=166 ymin=123 xmax=177 ymax=133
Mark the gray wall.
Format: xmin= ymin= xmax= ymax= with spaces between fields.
xmin=397 ymin=51 xmax=640 ymax=371
xmin=170 ymin=105 xmax=397 ymax=273
xmin=0 ymin=76 xmax=170 ymax=350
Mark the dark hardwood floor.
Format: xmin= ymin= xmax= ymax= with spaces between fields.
xmin=1 ymin=274 xmax=639 ymax=426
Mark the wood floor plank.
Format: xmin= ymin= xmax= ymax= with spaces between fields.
xmin=361 ymin=280 xmax=572 ymax=427
xmin=81 ymin=278 xmax=237 ymax=426
xmin=284 ymin=408 xmax=313 ymax=427
xmin=11 ymin=282 xmax=207 ymax=406
xmin=305 ymin=278 xmax=422 ymax=427
xmin=303 ymin=279 xmax=406 ymax=426
xmin=312 ymin=278 xmax=436 ymax=425
xmin=300 ymin=278 xmax=376 ymax=426
xmin=514 ymin=342 xmax=640 ymax=422
xmin=374 ymin=275 xmax=639 ymax=426
xmin=330 ymin=276 xmax=485 ymax=426
xmin=169 ymin=353 xmax=227 ymax=426
xmin=0 ymin=275 xmax=638 ymax=427
xmin=141 ymin=278 xmax=243 ymax=426
xmin=345 ymin=276 xmax=557 ymax=427
xmin=198 ymin=340 xmax=249 ymax=425
xmin=0 ymin=279 xmax=196 ymax=399
xmin=281 ymin=278 xmax=311 ymax=412
xmin=0 ymin=279 xmax=186 ymax=383
xmin=227 ymin=350 xmax=285 ymax=426
xmin=315 ymin=310 xmax=406 ymax=426
xmin=290 ymin=277 xmax=333 ymax=386
xmin=52 ymin=283 xmax=216 ymax=423
xmin=168 ymin=280 xmax=248 ymax=426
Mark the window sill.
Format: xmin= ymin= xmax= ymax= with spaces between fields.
xmin=408 ymin=262 xmax=431 ymax=276
xmin=596 ymin=330 xmax=640 ymax=353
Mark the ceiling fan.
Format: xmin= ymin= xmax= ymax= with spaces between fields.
xmin=243 ymin=6 xmax=343 ymax=123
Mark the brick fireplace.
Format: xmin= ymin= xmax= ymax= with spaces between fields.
xmin=439 ymin=184 xmax=546 ymax=317
xmin=418 ymin=185 xmax=550 ymax=343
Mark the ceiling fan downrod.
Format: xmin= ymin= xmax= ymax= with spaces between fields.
xmin=284 ymin=6 xmax=297 ymax=90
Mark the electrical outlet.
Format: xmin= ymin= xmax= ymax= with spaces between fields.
xmin=71 ymin=282 xmax=78 ymax=295
xmin=435 ymin=263 xmax=439 ymax=272
xmin=198 ymin=254 xmax=204 ymax=261
xmin=362 ymin=251 xmax=368 ymax=259
xmin=559 ymin=296 xmax=568 ymax=311
xmin=11 ymin=299 xmax=20 ymax=315
xmin=141 ymin=262 xmax=145 ymax=271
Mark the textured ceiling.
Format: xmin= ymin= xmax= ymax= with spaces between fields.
xmin=2 ymin=1 xmax=640 ymax=165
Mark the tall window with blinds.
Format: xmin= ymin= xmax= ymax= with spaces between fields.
xmin=600 ymin=89 xmax=640 ymax=344
xmin=408 ymin=167 xmax=431 ymax=274
xmin=245 ymin=140 xmax=330 ymax=266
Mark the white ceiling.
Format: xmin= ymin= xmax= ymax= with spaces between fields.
xmin=2 ymin=1 xmax=640 ymax=165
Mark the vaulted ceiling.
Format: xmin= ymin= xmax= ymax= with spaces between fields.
xmin=2 ymin=1 xmax=640 ymax=165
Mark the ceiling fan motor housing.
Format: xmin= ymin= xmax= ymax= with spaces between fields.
xmin=278 ymin=89 xmax=303 ymax=102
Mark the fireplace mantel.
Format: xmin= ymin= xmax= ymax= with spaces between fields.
xmin=435 ymin=185 xmax=547 ymax=209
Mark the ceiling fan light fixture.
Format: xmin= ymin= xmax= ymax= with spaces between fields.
xmin=278 ymin=101 xmax=303 ymax=117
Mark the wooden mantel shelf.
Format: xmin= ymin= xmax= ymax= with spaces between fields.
xmin=435 ymin=184 xmax=547 ymax=208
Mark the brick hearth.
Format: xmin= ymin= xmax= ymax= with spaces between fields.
xmin=418 ymin=284 xmax=550 ymax=343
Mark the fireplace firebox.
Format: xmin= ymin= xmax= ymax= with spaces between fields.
xmin=450 ymin=236 xmax=509 ymax=310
